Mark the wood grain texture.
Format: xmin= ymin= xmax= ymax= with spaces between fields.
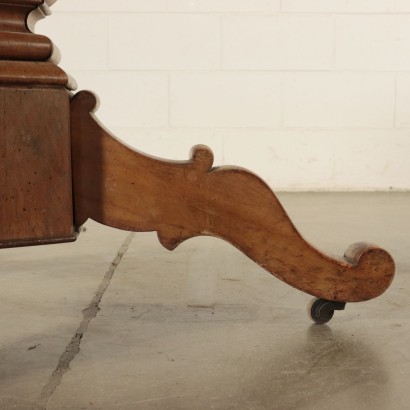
xmin=0 ymin=0 xmax=75 ymax=89
xmin=0 ymin=61 xmax=74 ymax=88
xmin=0 ymin=32 xmax=53 ymax=61
xmin=0 ymin=1 xmax=51 ymax=33
xmin=71 ymin=91 xmax=395 ymax=303
xmin=0 ymin=4 xmax=35 ymax=32
xmin=2 ymin=1 xmax=45 ymax=6
xmin=0 ymin=87 xmax=76 ymax=248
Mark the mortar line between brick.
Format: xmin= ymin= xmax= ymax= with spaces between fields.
xmin=35 ymin=232 xmax=136 ymax=410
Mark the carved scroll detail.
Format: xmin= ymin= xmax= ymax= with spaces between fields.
xmin=71 ymin=91 xmax=395 ymax=303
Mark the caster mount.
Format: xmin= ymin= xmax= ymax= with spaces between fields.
xmin=308 ymin=298 xmax=347 ymax=325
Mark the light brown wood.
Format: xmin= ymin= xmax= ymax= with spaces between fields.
xmin=71 ymin=91 xmax=395 ymax=303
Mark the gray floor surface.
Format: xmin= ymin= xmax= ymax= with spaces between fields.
xmin=1 ymin=193 xmax=409 ymax=410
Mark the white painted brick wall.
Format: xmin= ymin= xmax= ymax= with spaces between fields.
xmin=170 ymin=73 xmax=282 ymax=127
xmin=168 ymin=0 xmax=280 ymax=13
xmin=282 ymin=0 xmax=396 ymax=13
xmin=36 ymin=0 xmax=410 ymax=191
xmin=335 ymin=16 xmax=410 ymax=71
xmin=109 ymin=15 xmax=221 ymax=70
xmin=71 ymin=71 xmax=169 ymax=128
xmin=45 ymin=14 xmax=109 ymax=70
xmin=395 ymin=73 xmax=410 ymax=128
xmin=52 ymin=0 xmax=168 ymax=12
xmin=223 ymin=15 xmax=334 ymax=70
xmin=284 ymin=73 xmax=395 ymax=128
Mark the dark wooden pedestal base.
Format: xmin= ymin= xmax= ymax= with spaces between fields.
xmin=0 ymin=86 xmax=76 ymax=248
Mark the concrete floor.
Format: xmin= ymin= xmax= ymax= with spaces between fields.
xmin=1 ymin=193 xmax=409 ymax=410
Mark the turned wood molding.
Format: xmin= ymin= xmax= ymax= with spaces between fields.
xmin=0 ymin=0 xmax=76 ymax=89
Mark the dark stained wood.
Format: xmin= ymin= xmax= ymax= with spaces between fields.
xmin=71 ymin=91 xmax=395 ymax=303
xmin=0 ymin=1 xmax=50 ymax=33
xmin=0 ymin=4 xmax=35 ymax=32
xmin=0 ymin=87 xmax=76 ymax=248
xmin=0 ymin=61 xmax=75 ymax=88
xmin=0 ymin=0 xmax=76 ymax=89
xmin=0 ymin=32 xmax=53 ymax=61
xmin=1 ymin=1 xmax=45 ymax=5
xmin=0 ymin=0 xmax=76 ymax=249
xmin=0 ymin=89 xmax=5 ymax=237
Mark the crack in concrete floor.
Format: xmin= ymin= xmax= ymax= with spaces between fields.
xmin=34 ymin=232 xmax=135 ymax=410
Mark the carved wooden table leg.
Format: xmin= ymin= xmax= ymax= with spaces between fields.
xmin=0 ymin=0 xmax=395 ymax=324
xmin=70 ymin=92 xmax=395 ymax=313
